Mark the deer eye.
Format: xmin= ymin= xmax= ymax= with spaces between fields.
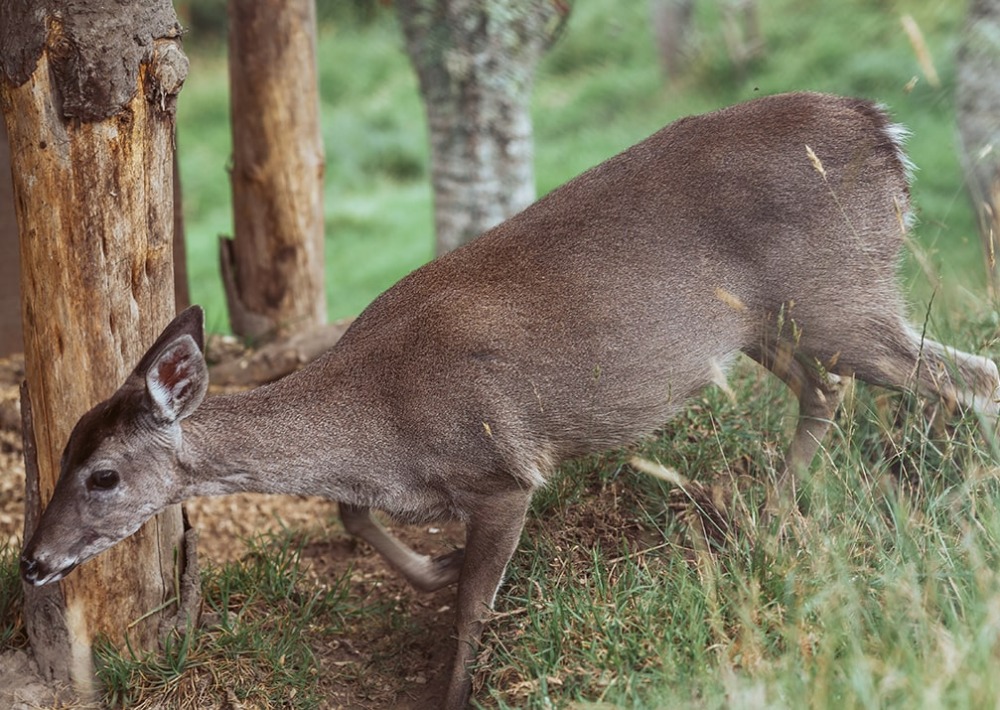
xmin=88 ymin=469 xmax=120 ymax=491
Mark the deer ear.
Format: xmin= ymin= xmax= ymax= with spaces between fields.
xmin=145 ymin=334 xmax=208 ymax=423
xmin=134 ymin=306 xmax=205 ymax=378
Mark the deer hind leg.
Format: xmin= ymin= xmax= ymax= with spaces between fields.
xmin=846 ymin=321 xmax=1000 ymax=434
xmin=748 ymin=342 xmax=848 ymax=513
xmin=338 ymin=503 xmax=464 ymax=593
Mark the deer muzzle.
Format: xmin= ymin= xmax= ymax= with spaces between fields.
xmin=20 ymin=551 xmax=77 ymax=586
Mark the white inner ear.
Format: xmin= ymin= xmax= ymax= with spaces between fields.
xmin=148 ymin=371 xmax=179 ymax=416
xmin=146 ymin=335 xmax=204 ymax=422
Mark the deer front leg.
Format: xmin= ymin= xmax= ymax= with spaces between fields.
xmin=339 ymin=503 xmax=463 ymax=592
xmin=444 ymin=489 xmax=533 ymax=709
xmin=748 ymin=343 xmax=846 ymax=516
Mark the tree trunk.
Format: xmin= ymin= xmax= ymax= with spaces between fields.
xmin=222 ymin=0 xmax=326 ymax=341
xmin=397 ymin=0 xmax=569 ymax=255
xmin=956 ymin=0 xmax=1000 ymax=296
xmin=0 ymin=0 xmax=193 ymax=696
xmin=0 ymin=111 xmax=21 ymax=357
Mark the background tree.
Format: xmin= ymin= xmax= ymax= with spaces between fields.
xmin=0 ymin=0 xmax=195 ymax=695
xmin=720 ymin=0 xmax=764 ymax=77
xmin=651 ymin=0 xmax=697 ymax=79
xmin=221 ymin=0 xmax=327 ymax=341
xmin=397 ymin=0 xmax=570 ymax=255
xmin=0 ymin=112 xmax=20 ymax=357
xmin=956 ymin=0 xmax=1000 ymax=296
xmin=651 ymin=0 xmax=764 ymax=82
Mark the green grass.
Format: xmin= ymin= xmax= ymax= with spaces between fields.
xmin=0 ymin=543 xmax=25 ymax=649
xmin=94 ymin=531 xmax=358 ymax=709
xmin=483 ymin=365 xmax=1000 ymax=708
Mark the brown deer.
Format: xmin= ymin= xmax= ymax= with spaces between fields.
xmin=20 ymin=93 xmax=999 ymax=708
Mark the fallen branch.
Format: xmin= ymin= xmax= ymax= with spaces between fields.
xmin=208 ymin=318 xmax=354 ymax=387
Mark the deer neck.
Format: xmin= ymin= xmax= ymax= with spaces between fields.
xmin=176 ymin=377 xmax=381 ymax=503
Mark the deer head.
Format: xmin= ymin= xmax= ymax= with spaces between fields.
xmin=20 ymin=307 xmax=208 ymax=586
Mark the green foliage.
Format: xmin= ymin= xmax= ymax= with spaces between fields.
xmin=0 ymin=543 xmax=25 ymax=649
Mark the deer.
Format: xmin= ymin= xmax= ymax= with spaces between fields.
xmin=19 ymin=92 xmax=1000 ymax=708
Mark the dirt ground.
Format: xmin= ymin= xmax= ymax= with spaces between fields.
xmin=0 ymin=353 xmax=469 ymax=709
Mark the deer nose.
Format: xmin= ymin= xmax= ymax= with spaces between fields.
xmin=20 ymin=555 xmax=39 ymax=584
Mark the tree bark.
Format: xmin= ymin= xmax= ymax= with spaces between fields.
xmin=222 ymin=0 xmax=326 ymax=341
xmin=0 ymin=110 xmax=21 ymax=357
xmin=956 ymin=0 xmax=1000 ymax=296
xmin=0 ymin=0 xmax=193 ymax=696
xmin=397 ymin=0 xmax=569 ymax=255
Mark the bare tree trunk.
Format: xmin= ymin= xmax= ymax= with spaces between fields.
xmin=222 ymin=0 xmax=326 ymax=341
xmin=397 ymin=0 xmax=569 ymax=255
xmin=0 ymin=111 xmax=21 ymax=357
xmin=0 ymin=0 xmax=194 ymax=696
xmin=956 ymin=0 xmax=1000 ymax=296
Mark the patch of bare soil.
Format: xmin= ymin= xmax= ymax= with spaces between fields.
xmin=305 ymin=525 xmax=466 ymax=709
xmin=0 ymin=649 xmax=75 ymax=709
xmin=0 ymin=353 xmax=469 ymax=708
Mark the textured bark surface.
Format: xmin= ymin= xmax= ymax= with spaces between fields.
xmin=0 ymin=112 xmax=21 ymax=357
xmin=397 ymin=0 xmax=568 ymax=255
xmin=956 ymin=0 xmax=1000 ymax=294
xmin=0 ymin=0 xmax=191 ymax=694
xmin=224 ymin=0 xmax=326 ymax=340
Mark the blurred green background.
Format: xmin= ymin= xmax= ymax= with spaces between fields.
xmin=175 ymin=0 xmax=987 ymax=335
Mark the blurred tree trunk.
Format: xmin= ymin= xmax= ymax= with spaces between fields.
xmin=956 ymin=0 xmax=1000 ymax=297
xmin=651 ymin=0 xmax=763 ymax=84
xmin=0 ymin=0 xmax=195 ymax=696
xmin=397 ymin=0 xmax=570 ymax=255
xmin=721 ymin=0 xmax=764 ymax=78
xmin=0 ymin=111 xmax=21 ymax=357
xmin=651 ymin=0 xmax=697 ymax=79
xmin=222 ymin=0 xmax=326 ymax=341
